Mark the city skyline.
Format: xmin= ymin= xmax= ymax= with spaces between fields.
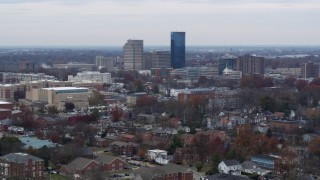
xmin=1 ymin=0 xmax=320 ymax=46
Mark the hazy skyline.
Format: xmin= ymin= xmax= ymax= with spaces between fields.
xmin=1 ymin=0 xmax=320 ymax=46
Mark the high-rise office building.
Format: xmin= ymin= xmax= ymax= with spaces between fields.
xmin=218 ymin=55 xmax=237 ymax=75
xmin=171 ymin=32 xmax=185 ymax=69
xmin=143 ymin=52 xmax=153 ymax=70
xmin=95 ymin=56 xmax=114 ymax=72
xmin=301 ymin=62 xmax=320 ymax=79
xmin=123 ymin=40 xmax=144 ymax=71
xmin=237 ymin=54 xmax=265 ymax=75
xmin=152 ymin=51 xmax=171 ymax=68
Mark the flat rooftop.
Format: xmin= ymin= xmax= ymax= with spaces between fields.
xmin=0 ymin=101 xmax=12 ymax=105
xmin=42 ymin=87 xmax=89 ymax=91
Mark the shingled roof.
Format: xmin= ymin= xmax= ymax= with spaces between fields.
xmin=0 ymin=153 xmax=43 ymax=164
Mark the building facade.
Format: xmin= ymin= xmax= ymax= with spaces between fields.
xmin=301 ymin=62 xmax=320 ymax=79
xmin=95 ymin=56 xmax=114 ymax=72
xmin=0 ymin=72 xmax=56 ymax=84
xmin=0 ymin=153 xmax=44 ymax=180
xmin=237 ymin=54 xmax=265 ymax=75
xmin=124 ymin=40 xmax=144 ymax=71
xmin=171 ymin=32 xmax=186 ymax=69
xmin=38 ymin=87 xmax=90 ymax=110
xmin=152 ymin=51 xmax=171 ymax=69
xmin=68 ymin=71 xmax=112 ymax=84
xmin=218 ymin=55 xmax=237 ymax=75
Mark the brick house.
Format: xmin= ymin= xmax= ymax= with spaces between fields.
xmin=0 ymin=118 xmax=13 ymax=132
xmin=59 ymin=155 xmax=127 ymax=175
xmin=59 ymin=157 xmax=101 ymax=175
xmin=93 ymin=137 xmax=108 ymax=147
xmin=181 ymin=134 xmax=194 ymax=147
xmin=0 ymin=153 xmax=44 ymax=180
xmin=195 ymin=130 xmax=226 ymax=142
xmin=134 ymin=163 xmax=195 ymax=180
xmin=118 ymin=133 xmax=136 ymax=142
xmin=110 ymin=141 xmax=139 ymax=156
xmin=96 ymin=154 xmax=127 ymax=171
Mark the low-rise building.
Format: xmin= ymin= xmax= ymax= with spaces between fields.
xmin=0 ymin=153 xmax=44 ymax=180
xmin=251 ymin=154 xmax=281 ymax=170
xmin=218 ymin=160 xmax=242 ymax=176
xmin=68 ymin=71 xmax=112 ymax=84
xmin=38 ymin=87 xmax=90 ymax=110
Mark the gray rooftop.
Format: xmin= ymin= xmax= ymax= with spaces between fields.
xmin=0 ymin=153 xmax=43 ymax=164
xmin=223 ymin=159 xmax=241 ymax=166
xmin=204 ymin=173 xmax=249 ymax=180
xmin=63 ymin=157 xmax=96 ymax=173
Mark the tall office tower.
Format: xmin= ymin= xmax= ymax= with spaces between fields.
xmin=123 ymin=40 xmax=144 ymax=71
xmin=152 ymin=51 xmax=171 ymax=68
xmin=95 ymin=56 xmax=114 ymax=72
xmin=171 ymin=32 xmax=185 ymax=69
xmin=143 ymin=52 xmax=153 ymax=70
xmin=237 ymin=54 xmax=265 ymax=75
xmin=218 ymin=55 xmax=237 ymax=75
xmin=301 ymin=61 xmax=320 ymax=79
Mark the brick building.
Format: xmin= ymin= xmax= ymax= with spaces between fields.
xmin=59 ymin=155 xmax=127 ymax=175
xmin=0 ymin=153 xmax=44 ymax=180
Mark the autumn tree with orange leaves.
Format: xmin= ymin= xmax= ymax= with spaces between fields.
xmin=110 ymin=106 xmax=124 ymax=122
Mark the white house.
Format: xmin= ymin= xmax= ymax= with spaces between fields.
xmin=147 ymin=149 xmax=167 ymax=160
xmin=147 ymin=149 xmax=171 ymax=165
xmin=242 ymin=161 xmax=271 ymax=176
xmin=218 ymin=160 xmax=242 ymax=176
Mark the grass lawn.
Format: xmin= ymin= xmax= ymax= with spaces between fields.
xmin=45 ymin=174 xmax=70 ymax=180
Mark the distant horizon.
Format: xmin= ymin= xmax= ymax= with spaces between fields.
xmin=1 ymin=0 xmax=320 ymax=46
xmin=1 ymin=44 xmax=320 ymax=49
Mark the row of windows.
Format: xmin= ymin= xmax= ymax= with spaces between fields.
xmin=56 ymin=89 xmax=88 ymax=94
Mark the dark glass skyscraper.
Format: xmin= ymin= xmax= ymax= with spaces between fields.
xmin=171 ymin=32 xmax=185 ymax=69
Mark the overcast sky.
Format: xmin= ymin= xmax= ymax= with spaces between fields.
xmin=0 ymin=0 xmax=320 ymax=46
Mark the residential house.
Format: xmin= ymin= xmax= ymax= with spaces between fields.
xmin=118 ymin=133 xmax=136 ymax=142
xmin=110 ymin=141 xmax=139 ymax=156
xmin=19 ymin=137 xmax=59 ymax=150
xmin=302 ymin=133 xmax=320 ymax=144
xmin=242 ymin=161 xmax=271 ymax=176
xmin=251 ymin=155 xmax=281 ymax=170
xmin=93 ymin=137 xmax=108 ymax=147
xmin=147 ymin=149 xmax=171 ymax=165
xmin=8 ymin=126 xmax=25 ymax=134
xmin=195 ymin=130 xmax=226 ymax=142
xmin=0 ymin=118 xmax=13 ymax=132
xmin=218 ymin=160 xmax=242 ymax=175
xmin=133 ymin=163 xmax=196 ymax=180
xmin=59 ymin=157 xmax=101 ymax=175
xmin=181 ymin=134 xmax=194 ymax=147
xmin=203 ymin=173 xmax=249 ymax=180
xmin=173 ymin=148 xmax=195 ymax=165
xmin=95 ymin=154 xmax=127 ymax=172
xmin=0 ymin=153 xmax=44 ymax=180
xmin=59 ymin=155 xmax=127 ymax=175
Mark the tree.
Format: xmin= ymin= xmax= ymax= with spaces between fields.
xmin=110 ymin=106 xmax=123 ymax=122
xmin=133 ymin=79 xmax=144 ymax=92
xmin=168 ymin=135 xmax=184 ymax=154
xmin=14 ymin=90 xmax=26 ymax=102
xmin=206 ymin=154 xmax=221 ymax=175
xmin=240 ymin=74 xmax=274 ymax=89
xmin=260 ymin=96 xmax=277 ymax=112
xmin=308 ymin=136 xmax=320 ymax=156
xmin=266 ymin=128 xmax=273 ymax=138
xmin=47 ymin=105 xmax=59 ymax=115
xmin=88 ymin=91 xmax=105 ymax=106
xmin=283 ymin=77 xmax=296 ymax=88
xmin=64 ymin=102 xmax=75 ymax=112
xmin=152 ymin=84 xmax=159 ymax=94
xmin=0 ymin=136 xmax=22 ymax=155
